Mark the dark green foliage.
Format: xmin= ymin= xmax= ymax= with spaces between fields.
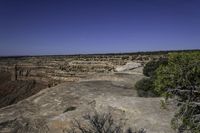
xmin=135 ymin=78 xmax=159 ymax=97
xmin=154 ymin=52 xmax=200 ymax=95
xmin=65 ymin=112 xmax=146 ymax=133
xmin=154 ymin=52 xmax=200 ymax=132
xmin=143 ymin=58 xmax=168 ymax=77
xmin=63 ymin=106 xmax=76 ymax=113
xmin=135 ymin=58 xmax=167 ymax=97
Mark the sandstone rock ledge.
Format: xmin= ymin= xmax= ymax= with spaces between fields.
xmin=0 ymin=72 xmax=175 ymax=133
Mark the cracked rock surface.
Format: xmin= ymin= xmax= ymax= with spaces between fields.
xmin=0 ymin=70 xmax=175 ymax=133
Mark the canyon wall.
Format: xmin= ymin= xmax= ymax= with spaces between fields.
xmin=0 ymin=54 xmax=163 ymax=86
xmin=0 ymin=53 xmax=166 ymax=108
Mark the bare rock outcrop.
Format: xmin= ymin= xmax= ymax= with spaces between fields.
xmin=0 ymin=72 xmax=175 ymax=133
xmin=115 ymin=62 xmax=142 ymax=72
xmin=0 ymin=53 xmax=161 ymax=84
xmin=0 ymin=54 xmax=160 ymax=109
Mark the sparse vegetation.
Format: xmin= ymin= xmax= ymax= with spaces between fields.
xmin=65 ymin=112 xmax=146 ymax=133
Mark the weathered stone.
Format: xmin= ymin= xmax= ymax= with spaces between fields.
xmin=0 ymin=72 xmax=175 ymax=133
xmin=0 ymin=53 xmax=174 ymax=133
xmin=115 ymin=62 xmax=142 ymax=72
xmin=0 ymin=54 xmax=163 ymax=84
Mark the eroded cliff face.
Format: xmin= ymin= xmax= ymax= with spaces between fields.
xmin=0 ymin=54 xmax=162 ymax=85
xmin=0 ymin=54 xmax=164 ymax=108
xmin=0 ymin=69 xmax=176 ymax=133
xmin=0 ymin=71 xmax=47 ymax=108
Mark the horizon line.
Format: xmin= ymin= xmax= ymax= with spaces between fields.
xmin=0 ymin=49 xmax=199 ymax=58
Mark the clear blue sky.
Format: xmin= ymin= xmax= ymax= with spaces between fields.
xmin=0 ymin=0 xmax=200 ymax=56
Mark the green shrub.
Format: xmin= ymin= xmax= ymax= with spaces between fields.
xmin=135 ymin=58 xmax=168 ymax=97
xmin=154 ymin=51 xmax=200 ymax=132
xmin=143 ymin=58 xmax=168 ymax=77
xmin=135 ymin=78 xmax=160 ymax=97
xmin=65 ymin=111 xmax=146 ymax=133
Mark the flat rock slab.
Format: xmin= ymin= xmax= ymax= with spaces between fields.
xmin=0 ymin=73 xmax=175 ymax=133
xmin=115 ymin=62 xmax=142 ymax=72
